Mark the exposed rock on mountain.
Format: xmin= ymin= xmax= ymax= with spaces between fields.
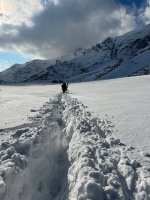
xmin=0 ymin=24 xmax=150 ymax=83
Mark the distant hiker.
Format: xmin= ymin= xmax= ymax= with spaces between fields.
xmin=61 ymin=82 xmax=68 ymax=93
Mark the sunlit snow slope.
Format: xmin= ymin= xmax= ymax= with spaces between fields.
xmin=0 ymin=24 xmax=150 ymax=83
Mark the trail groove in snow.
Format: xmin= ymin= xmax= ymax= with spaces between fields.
xmin=0 ymin=94 xmax=150 ymax=200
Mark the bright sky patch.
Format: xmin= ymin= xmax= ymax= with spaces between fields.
xmin=0 ymin=51 xmax=32 ymax=72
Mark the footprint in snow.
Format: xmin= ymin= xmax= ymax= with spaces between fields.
xmin=30 ymin=109 xmax=37 ymax=112
xmin=144 ymin=153 xmax=150 ymax=158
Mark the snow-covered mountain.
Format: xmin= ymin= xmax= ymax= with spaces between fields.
xmin=0 ymin=24 xmax=150 ymax=83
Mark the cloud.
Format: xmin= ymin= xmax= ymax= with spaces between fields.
xmin=140 ymin=0 xmax=150 ymax=24
xmin=0 ymin=0 xmax=43 ymax=26
xmin=0 ymin=0 xmax=140 ymax=59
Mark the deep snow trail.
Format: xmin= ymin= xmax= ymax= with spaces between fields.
xmin=0 ymin=94 xmax=150 ymax=200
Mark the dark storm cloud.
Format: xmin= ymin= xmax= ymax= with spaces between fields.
xmin=0 ymin=0 xmax=136 ymax=58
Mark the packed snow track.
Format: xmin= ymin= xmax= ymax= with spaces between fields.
xmin=0 ymin=94 xmax=150 ymax=200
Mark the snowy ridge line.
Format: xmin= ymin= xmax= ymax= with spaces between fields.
xmin=0 ymin=94 xmax=149 ymax=200
xmin=1 ymin=24 xmax=150 ymax=83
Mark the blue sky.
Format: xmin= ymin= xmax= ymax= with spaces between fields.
xmin=0 ymin=52 xmax=31 ymax=72
xmin=0 ymin=51 xmax=32 ymax=71
xmin=0 ymin=0 xmax=149 ymax=71
xmin=0 ymin=54 xmax=31 ymax=72
xmin=118 ymin=0 xmax=145 ymax=7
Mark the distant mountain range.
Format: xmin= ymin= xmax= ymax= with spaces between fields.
xmin=0 ymin=24 xmax=150 ymax=83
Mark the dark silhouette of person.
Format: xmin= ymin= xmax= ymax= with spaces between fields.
xmin=61 ymin=82 xmax=68 ymax=93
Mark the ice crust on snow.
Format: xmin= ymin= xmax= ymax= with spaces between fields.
xmin=0 ymin=94 xmax=150 ymax=200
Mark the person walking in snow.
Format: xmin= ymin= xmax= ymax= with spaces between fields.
xmin=61 ymin=82 xmax=68 ymax=93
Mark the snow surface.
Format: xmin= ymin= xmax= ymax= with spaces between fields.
xmin=71 ymin=75 xmax=150 ymax=167
xmin=0 ymin=75 xmax=150 ymax=199
xmin=0 ymin=84 xmax=60 ymax=129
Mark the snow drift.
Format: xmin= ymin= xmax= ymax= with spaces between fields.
xmin=0 ymin=94 xmax=150 ymax=200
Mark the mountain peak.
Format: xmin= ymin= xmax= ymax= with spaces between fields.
xmin=0 ymin=24 xmax=150 ymax=83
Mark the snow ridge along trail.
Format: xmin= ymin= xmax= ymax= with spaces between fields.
xmin=0 ymin=94 xmax=150 ymax=200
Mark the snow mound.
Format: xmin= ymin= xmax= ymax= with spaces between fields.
xmin=0 ymin=94 xmax=150 ymax=200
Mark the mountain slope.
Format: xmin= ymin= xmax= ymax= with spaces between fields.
xmin=0 ymin=24 xmax=150 ymax=83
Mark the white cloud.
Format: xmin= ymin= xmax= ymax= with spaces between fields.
xmin=0 ymin=0 xmax=140 ymax=60
xmin=141 ymin=0 xmax=150 ymax=24
xmin=0 ymin=0 xmax=43 ymax=26
xmin=110 ymin=7 xmax=136 ymax=36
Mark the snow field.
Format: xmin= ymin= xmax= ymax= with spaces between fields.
xmin=62 ymin=94 xmax=150 ymax=200
xmin=70 ymin=75 xmax=150 ymax=166
xmin=0 ymin=93 xmax=150 ymax=199
xmin=0 ymin=84 xmax=60 ymax=129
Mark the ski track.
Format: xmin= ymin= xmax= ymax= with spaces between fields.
xmin=0 ymin=94 xmax=150 ymax=200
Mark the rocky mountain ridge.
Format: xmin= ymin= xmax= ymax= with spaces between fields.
xmin=0 ymin=24 xmax=150 ymax=83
